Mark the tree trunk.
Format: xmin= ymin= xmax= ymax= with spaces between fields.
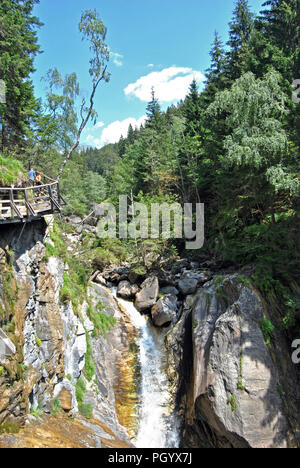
xmin=57 ymin=69 xmax=107 ymax=181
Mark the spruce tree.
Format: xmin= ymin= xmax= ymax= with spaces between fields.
xmin=225 ymin=0 xmax=254 ymax=81
xmin=203 ymin=31 xmax=227 ymax=104
xmin=145 ymin=87 xmax=164 ymax=132
xmin=127 ymin=123 xmax=135 ymax=144
xmin=183 ymin=79 xmax=203 ymax=137
xmin=0 ymin=0 xmax=42 ymax=151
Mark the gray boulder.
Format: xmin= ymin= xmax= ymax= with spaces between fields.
xmin=117 ymin=280 xmax=134 ymax=300
xmin=177 ymin=278 xmax=198 ymax=295
xmin=160 ymin=286 xmax=179 ymax=296
xmin=135 ymin=276 xmax=159 ymax=312
xmin=151 ymin=294 xmax=178 ymax=327
xmin=184 ymin=275 xmax=289 ymax=448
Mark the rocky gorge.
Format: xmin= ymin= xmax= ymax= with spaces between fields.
xmin=0 ymin=214 xmax=299 ymax=448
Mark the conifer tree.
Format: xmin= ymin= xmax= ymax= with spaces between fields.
xmin=0 ymin=0 xmax=42 ymax=151
xmin=145 ymin=87 xmax=164 ymax=132
xmin=225 ymin=0 xmax=254 ymax=81
xmin=127 ymin=123 xmax=135 ymax=144
xmin=202 ymin=32 xmax=227 ymax=104
xmin=183 ymin=79 xmax=203 ymax=137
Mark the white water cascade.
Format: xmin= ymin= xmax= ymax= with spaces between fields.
xmin=113 ymin=291 xmax=180 ymax=448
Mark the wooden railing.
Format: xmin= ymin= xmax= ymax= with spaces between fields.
xmin=0 ymin=176 xmax=66 ymax=225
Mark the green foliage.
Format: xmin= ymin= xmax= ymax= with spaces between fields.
xmin=0 ymin=0 xmax=42 ymax=151
xmin=0 ymin=258 xmax=18 ymax=325
xmin=282 ymin=294 xmax=300 ymax=330
xmin=91 ymin=237 xmax=128 ymax=270
xmin=46 ymin=221 xmax=90 ymax=314
xmin=237 ymin=380 xmax=244 ymax=391
xmin=237 ymin=353 xmax=245 ymax=391
xmin=83 ymin=332 xmax=95 ymax=381
xmin=35 ymin=336 xmax=42 ymax=348
xmin=75 ymin=377 xmax=93 ymax=419
xmin=227 ymin=394 xmax=237 ymax=412
xmin=0 ymin=423 xmax=20 ymax=434
xmin=225 ymin=0 xmax=254 ymax=81
xmin=259 ymin=317 xmax=275 ymax=345
xmin=0 ymin=155 xmax=26 ymax=186
xmin=30 ymin=401 xmax=43 ymax=418
xmin=79 ymin=402 xmax=93 ymax=419
xmin=236 ymin=275 xmax=252 ymax=288
xmin=51 ymin=399 xmax=61 ymax=416
xmin=87 ymin=302 xmax=117 ymax=338
xmin=75 ymin=378 xmax=86 ymax=405
xmin=92 ymin=247 xmax=118 ymax=271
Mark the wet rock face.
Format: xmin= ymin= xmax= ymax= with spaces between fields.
xmin=167 ymin=274 xmax=298 ymax=448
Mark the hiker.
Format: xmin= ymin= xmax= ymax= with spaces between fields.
xmin=35 ymin=172 xmax=43 ymax=196
xmin=28 ymin=167 xmax=35 ymax=186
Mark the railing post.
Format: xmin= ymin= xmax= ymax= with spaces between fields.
xmin=9 ymin=188 xmax=14 ymax=218
xmin=24 ymin=187 xmax=35 ymax=216
xmin=57 ymin=182 xmax=61 ymax=205
xmin=48 ymin=184 xmax=54 ymax=212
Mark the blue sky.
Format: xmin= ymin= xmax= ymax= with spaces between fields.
xmin=32 ymin=0 xmax=265 ymax=148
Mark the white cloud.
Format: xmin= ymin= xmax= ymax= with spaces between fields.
xmin=85 ymin=121 xmax=104 ymax=134
xmin=93 ymin=121 xmax=105 ymax=129
xmin=124 ymin=66 xmax=205 ymax=103
xmin=111 ymin=51 xmax=124 ymax=67
xmin=147 ymin=63 xmax=154 ymax=68
xmin=85 ymin=116 xmax=147 ymax=148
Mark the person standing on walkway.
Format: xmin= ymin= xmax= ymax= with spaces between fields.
xmin=35 ymin=172 xmax=43 ymax=196
xmin=28 ymin=168 xmax=35 ymax=186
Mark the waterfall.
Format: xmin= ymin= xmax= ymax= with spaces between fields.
xmin=112 ymin=291 xmax=180 ymax=448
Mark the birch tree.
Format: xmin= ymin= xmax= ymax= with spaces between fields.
xmin=57 ymin=9 xmax=110 ymax=180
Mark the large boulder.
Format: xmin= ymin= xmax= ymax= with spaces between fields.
xmin=160 ymin=286 xmax=179 ymax=296
xmin=182 ymin=275 xmax=290 ymax=448
xmin=151 ymin=295 xmax=178 ymax=327
xmin=117 ymin=280 xmax=132 ymax=299
xmin=135 ymin=276 xmax=159 ymax=312
xmin=117 ymin=280 xmax=139 ymax=300
xmin=177 ymin=277 xmax=198 ymax=296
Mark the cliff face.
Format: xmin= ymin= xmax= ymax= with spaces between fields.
xmin=165 ymin=274 xmax=300 ymax=448
xmin=0 ymin=218 xmax=135 ymax=447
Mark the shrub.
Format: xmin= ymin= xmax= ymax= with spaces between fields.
xmin=75 ymin=377 xmax=93 ymax=419
xmin=259 ymin=317 xmax=275 ymax=345
xmin=227 ymin=394 xmax=237 ymax=412
xmin=0 ymin=155 xmax=26 ymax=186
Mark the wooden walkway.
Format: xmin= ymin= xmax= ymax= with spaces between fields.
xmin=0 ymin=175 xmax=66 ymax=225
